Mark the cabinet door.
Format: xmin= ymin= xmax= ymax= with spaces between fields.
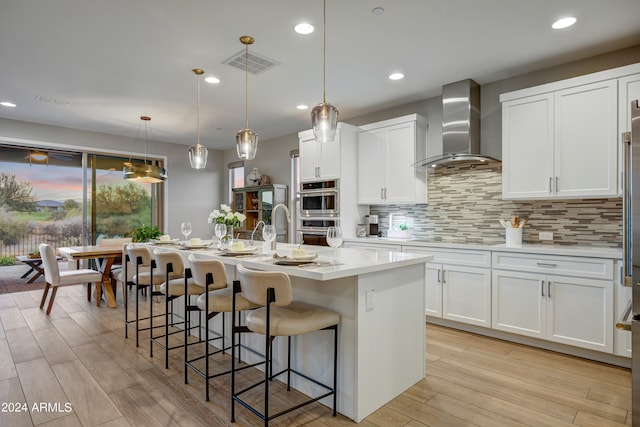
xmin=425 ymin=264 xmax=442 ymax=318
xmin=385 ymin=121 xmax=417 ymax=203
xmin=502 ymin=94 xmax=554 ymax=199
xmin=357 ymin=128 xmax=386 ymax=204
xmin=554 ymin=81 xmax=618 ymax=198
xmin=299 ymin=136 xmax=320 ymax=182
xmin=546 ymin=275 xmax=613 ymax=353
xmin=492 ymin=270 xmax=546 ymax=339
xmin=318 ymin=135 xmax=341 ymax=180
xmin=618 ymin=73 xmax=640 ymax=195
xmin=442 ymin=266 xmax=491 ymax=327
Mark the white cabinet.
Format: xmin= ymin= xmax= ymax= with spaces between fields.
xmin=492 ymin=252 xmax=613 ymax=353
xmin=404 ymin=246 xmax=492 ymax=328
xmin=357 ymin=114 xmax=427 ymax=205
xmin=618 ymin=73 xmax=640 ymax=195
xmin=501 ymin=80 xmax=618 ymax=200
xmin=299 ymin=123 xmax=357 ymax=182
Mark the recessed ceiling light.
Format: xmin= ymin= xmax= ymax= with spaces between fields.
xmin=389 ymin=73 xmax=404 ymax=81
xmin=0 ymin=101 xmax=16 ymax=108
xmin=372 ymin=7 xmax=385 ymax=15
xmin=294 ymin=23 xmax=314 ymax=35
xmin=204 ymin=76 xmax=220 ymax=84
xmin=552 ymin=16 xmax=577 ymax=29
xmin=297 ymin=104 xmax=309 ymax=110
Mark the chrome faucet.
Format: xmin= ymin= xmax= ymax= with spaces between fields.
xmin=271 ymin=203 xmax=291 ymax=250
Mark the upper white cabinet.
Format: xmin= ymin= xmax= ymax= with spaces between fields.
xmin=298 ymin=123 xmax=358 ymax=182
xmin=502 ymin=81 xmax=617 ymax=199
xmin=501 ymin=63 xmax=640 ymax=200
xmin=618 ymin=73 xmax=640 ymax=195
xmin=357 ymin=114 xmax=427 ymax=205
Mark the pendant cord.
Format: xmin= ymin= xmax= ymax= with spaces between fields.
xmin=196 ymin=74 xmax=201 ymax=146
xmin=323 ymin=0 xmax=327 ymax=103
xmin=245 ymin=43 xmax=249 ymax=129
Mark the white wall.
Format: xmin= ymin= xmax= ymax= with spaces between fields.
xmin=0 ymin=118 xmax=225 ymax=240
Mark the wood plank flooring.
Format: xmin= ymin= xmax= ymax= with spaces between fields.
xmin=0 ymin=284 xmax=631 ymax=426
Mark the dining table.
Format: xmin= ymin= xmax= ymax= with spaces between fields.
xmin=56 ymin=244 xmax=123 ymax=308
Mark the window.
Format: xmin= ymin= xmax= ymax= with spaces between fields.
xmin=228 ymin=161 xmax=245 ymax=203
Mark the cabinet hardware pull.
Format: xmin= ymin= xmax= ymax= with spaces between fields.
xmin=549 ymin=177 xmax=552 ymax=193
xmin=380 ymin=188 xmax=383 ymax=199
xmin=548 ymin=281 xmax=551 ymax=298
xmin=536 ymin=262 xmax=557 ymax=268
xmin=442 ymin=269 xmax=446 ymax=284
xmin=384 ymin=188 xmax=387 ymax=199
xmin=541 ymin=280 xmax=545 ymax=297
xmin=555 ymin=176 xmax=559 ymax=193
xmin=437 ymin=269 xmax=441 ymax=283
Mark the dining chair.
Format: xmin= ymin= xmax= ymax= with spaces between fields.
xmin=185 ymin=255 xmax=259 ymax=402
xmin=231 ymin=264 xmax=340 ymax=425
xmin=39 ymin=243 xmax=103 ymax=315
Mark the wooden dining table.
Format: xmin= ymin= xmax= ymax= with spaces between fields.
xmin=56 ymin=244 xmax=123 ymax=308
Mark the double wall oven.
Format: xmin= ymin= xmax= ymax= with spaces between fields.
xmin=298 ymin=180 xmax=339 ymax=246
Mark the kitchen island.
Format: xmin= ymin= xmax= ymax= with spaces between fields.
xmin=147 ymin=242 xmax=432 ymax=422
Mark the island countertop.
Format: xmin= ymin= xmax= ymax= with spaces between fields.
xmin=146 ymin=241 xmax=432 ymax=281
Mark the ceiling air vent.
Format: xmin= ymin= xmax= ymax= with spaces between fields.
xmin=222 ymin=49 xmax=280 ymax=75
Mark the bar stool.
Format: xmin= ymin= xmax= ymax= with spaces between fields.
xmin=125 ymin=245 xmax=165 ymax=347
xmin=151 ymin=250 xmax=211 ymax=368
xmin=186 ymin=255 xmax=260 ymax=402
xmin=231 ymin=264 xmax=340 ymax=425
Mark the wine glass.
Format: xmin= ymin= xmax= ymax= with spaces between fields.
xmin=262 ymin=225 xmax=276 ymax=253
xmin=214 ymin=223 xmax=227 ymax=249
xmin=181 ymin=222 xmax=192 ymax=243
xmin=326 ymin=226 xmax=343 ymax=264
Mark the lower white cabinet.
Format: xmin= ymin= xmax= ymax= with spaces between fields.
xmin=405 ymin=246 xmax=491 ymax=328
xmin=492 ymin=252 xmax=613 ymax=353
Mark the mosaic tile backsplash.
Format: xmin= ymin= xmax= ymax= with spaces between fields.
xmin=370 ymin=163 xmax=622 ymax=247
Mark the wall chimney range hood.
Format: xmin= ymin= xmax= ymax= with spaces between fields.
xmin=418 ymin=79 xmax=500 ymax=170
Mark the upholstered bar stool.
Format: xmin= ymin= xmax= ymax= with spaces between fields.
xmin=125 ymin=245 xmax=165 ymax=347
xmin=186 ymin=255 xmax=259 ymax=402
xmin=231 ymin=264 xmax=340 ymax=425
xmin=151 ymin=250 xmax=212 ymax=369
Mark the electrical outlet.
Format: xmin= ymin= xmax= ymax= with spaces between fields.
xmin=539 ymin=232 xmax=553 ymax=241
xmin=365 ymin=290 xmax=375 ymax=312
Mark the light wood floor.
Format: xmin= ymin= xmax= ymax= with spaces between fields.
xmin=0 ymin=284 xmax=631 ymax=426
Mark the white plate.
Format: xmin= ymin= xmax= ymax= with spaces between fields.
xmin=288 ymin=252 xmax=317 ymax=261
xmin=151 ymin=239 xmax=179 ymax=244
xmin=220 ymin=247 xmax=258 ymax=255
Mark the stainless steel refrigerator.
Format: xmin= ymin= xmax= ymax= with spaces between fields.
xmin=623 ymin=99 xmax=640 ymax=426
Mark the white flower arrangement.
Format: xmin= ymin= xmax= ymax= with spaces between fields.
xmin=208 ymin=204 xmax=246 ymax=227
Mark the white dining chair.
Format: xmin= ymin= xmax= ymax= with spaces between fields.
xmin=39 ymin=243 xmax=103 ymax=315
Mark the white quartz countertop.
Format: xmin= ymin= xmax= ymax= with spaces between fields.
xmin=146 ymin=242 xmax=432 ymax=281
xmin=343 ymin=237 xmax=622 ymax=259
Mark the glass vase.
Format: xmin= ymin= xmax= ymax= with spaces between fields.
xmin=222 ymin=224 xmax=234 ymax=248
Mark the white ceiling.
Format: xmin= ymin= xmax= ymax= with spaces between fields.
xmin=1 ymin=0 xmax=639 ymax=151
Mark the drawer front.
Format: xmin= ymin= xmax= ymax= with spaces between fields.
xmin=492 ymin=252 xmax=613 ymax=280
xmin=403 ymin=246 xmax=491 ymax=268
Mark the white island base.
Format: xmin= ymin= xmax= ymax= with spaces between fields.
xmin=153 ymin=244 xmax=429 ymax=422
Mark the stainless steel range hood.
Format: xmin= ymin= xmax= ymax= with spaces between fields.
xmin=418 ymin=79 xmax=500 ymax=169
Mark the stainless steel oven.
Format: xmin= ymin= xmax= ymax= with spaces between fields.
xmin=299 ymin=180 xmax=339 ymax=217
xmin=298 ymin=217 xmax=339 ymax=247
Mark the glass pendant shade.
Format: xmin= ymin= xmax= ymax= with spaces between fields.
xmin=236 ymin=128 xmax=258 ymax=160
xmin=311 ymin=102 xmax=339 ymax=143
xmin=188 ymin=143 xmax=208 ymax=169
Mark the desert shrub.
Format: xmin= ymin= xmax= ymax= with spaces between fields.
xmin=0 ymin=209 xmax=28 ymax=245
xmin=0 ymin=256 xmax=16 ymax=266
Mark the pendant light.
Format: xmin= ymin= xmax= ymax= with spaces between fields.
xmin=236 ymin=36 xmax=259 ymax=160
xmin=311 ymin=0 xmax=339 ymax=143
xmin=123 ymin=116 xmax=167 ymax=183
xmin=188 ymin=68 xmax=209 ymax=169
